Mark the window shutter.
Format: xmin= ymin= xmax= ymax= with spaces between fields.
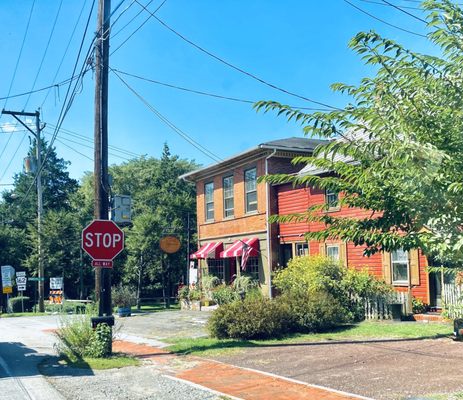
xmin=319 ymin=242 xmax=326 ymax=256
xmin=340 ymin=242 xmax=348 ymax=267
xmin=382 ymin=251 xmax=392 ymax=284
xmin=409 ymin=249 xmax=420 ymax=286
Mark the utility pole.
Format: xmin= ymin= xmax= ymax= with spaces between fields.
xmin=1 ymin=109 xmax=44 ymax=312
xmin=93 ymin=0 xmax=113 ymax=324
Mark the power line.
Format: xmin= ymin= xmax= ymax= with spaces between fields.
xmin=134 ymin=0 xmax=340 ymax=110
xmin=24 ymin=0 xmax=64 ymax=107
xmin=17 ymin=0 xmax=97 ymax=207
xmin=112 ymin=69 xmax=332 ymax=111
xmin=0 ymin=133 xmax=27 ymax=183
xmin=2 ymin=0 xmax=36 ymax=112
xmin=110 ymin=0 xmax=154 ymax=39
xmin=110 ymin=0 xmax=167 ymax=55
xmin=55 ymin=137 xmax=93 ymax=162
xmin=0 ymin=75 xmax=81 ymax=102
xmin=43 ymin=125 xmax=140 ymax=158
xmin=41 ymin=0 xmax=90 ymax=108
xmin=112 ymin=68 xmax=223 ymax=163
xmin=359 ymin=0 xmax=423 ymax=10
xmin=380 ymin=0 xmax=427 ymax=23
xmin=344 ymin=0 xmax=427 ymax=38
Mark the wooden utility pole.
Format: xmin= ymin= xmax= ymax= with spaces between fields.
xmin=1 ymin=109 xmax=44 ymax=312
xmin=93 ymin=0 xmax=112 ymax=321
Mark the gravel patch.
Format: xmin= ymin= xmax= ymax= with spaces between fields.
xmin=42 ymin=361 xmax=225 ymax=400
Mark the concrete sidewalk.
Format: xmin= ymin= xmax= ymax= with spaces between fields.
xmin=113 ymin=340 xmax=374 ymax=400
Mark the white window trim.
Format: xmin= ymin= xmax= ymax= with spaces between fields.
xmin=391 ymin=249 xmax=409 ymax=285
xmin=223 ymin=175 xmax=234 ymax=219
xmin=244 ymin=167 xmax=258 ymax=214
xmin=205 ymin=182 xmax=214 ymax=221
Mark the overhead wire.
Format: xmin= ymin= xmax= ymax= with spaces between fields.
xmin=2 ymin=0 xmax=36 ymax=112
xmin=133 ymin=0 xmax=340 ymax=110
xmin=110 ymin=0 xmax=167 ymax=55
xmin=110 ymin=0 xmax=155 ymax=39
xmin=359 ymin=0 xmax=423 ymax=10
xmin=112 ymin=69 xmax=333 ymax=111
xmin=111 ymin=68 xmax=223 ymax=163
xmin=343 ymin=0 xmax=427 ymax=37
xmin=40 ymin=0 xmax=89 ymax=108
xmin=24 ymin=0 xmax=64 ymax=108
xmin=380 ymin=0 xmax=427 ymax=23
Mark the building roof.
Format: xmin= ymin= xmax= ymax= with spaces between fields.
xmin=180 ymin=137 xmax=327 ymax=182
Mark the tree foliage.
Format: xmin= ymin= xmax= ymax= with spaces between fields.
xmin=257 ymin=0 xmax=463 ymax=267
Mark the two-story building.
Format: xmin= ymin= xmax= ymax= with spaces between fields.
xmin=180 ymin=137 xmax=326 ymax=297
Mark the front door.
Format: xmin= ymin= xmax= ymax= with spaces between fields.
xmin=279 ymin=244 xmax=293 ymax=268
xmin=429 ymin=272 xmax=442 ymax=309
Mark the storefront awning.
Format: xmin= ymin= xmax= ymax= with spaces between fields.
xmin=220 ymin=238 xmax=259 ymax=258
xmin=190 ymin=241 xmax=223 ymax=259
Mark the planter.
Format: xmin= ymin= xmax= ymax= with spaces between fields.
xmin=117 ymin=306 xmax=131 ymax=317
xmin=190 ymin=300 xmax=201 ymax=311
xmin=180 ymin=299 xmax=190 ymax=310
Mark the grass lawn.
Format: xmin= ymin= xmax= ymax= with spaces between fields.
xmin=425 ymin=393 xmax=463 ymax=399
xmin=130 ymin=302 xmax=180 ymax=313
xmin=166 ymin=321 xmax=453 ymax=357
xmin=0 ymin=312 xmax=47 ymax=318
xmin=58 ymin=353 xmax=140 ymax=370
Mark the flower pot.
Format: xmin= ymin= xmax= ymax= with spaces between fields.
xmin=117 ymin=306 xmax=131 ymax=317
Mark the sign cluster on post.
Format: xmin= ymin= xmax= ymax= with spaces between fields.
xmin=1 ymin=265 xmax=15 ymax=294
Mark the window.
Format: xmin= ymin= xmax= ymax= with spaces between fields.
xmin=295 ymin=242 xmax=309 ymax=256
xmin=391 ymin=249 xmax=409 ymax=284
xmin=243 ymin=256 xmax=259 ymax=279
xmin=223 ymin=176 xmax=234 ymax=218
xmin=207 ymin=259 xmax=225 ymax=281
xmin=205 ymin=182 xmax=214 ymax=221
xmin=245 ymin=167 xmax=257 ymax=213
xmin=326 ymin=188 xmax=339 ymax=209
xmin=326 ymin=244 xmax=340 ymax=261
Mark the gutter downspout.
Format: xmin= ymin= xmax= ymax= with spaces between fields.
xmin=265 ymin=149 xmax=277 ymax=298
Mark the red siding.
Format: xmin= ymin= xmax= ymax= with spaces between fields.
xmin=276 ymin=184 xmax=430 ymax=304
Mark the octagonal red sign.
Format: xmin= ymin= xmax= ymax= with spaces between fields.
xmin=81 ymin=220 xmax=124 ymax=261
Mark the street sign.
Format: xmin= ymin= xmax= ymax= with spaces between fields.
xmin=160 ymin=236 xmax=181 ymax=254
xmin=92 ymin=260 xmax=113 ymax=268
xmin=50 ymin=277 xmax=63 ymax=290
xmin=28 ymin=277 xmax=45 ymax=282
xmin=82 ymin=220 xmax=124 ymax=266
xmin=17 ymin=285 xmax=26 ymax=291
xmin=1 ymin=265 xmax=14 ymax=294
xmin=16 ymin=276 xmax=27 ymax=286
xmin=16 ymin=271 xmax=26 ymax=277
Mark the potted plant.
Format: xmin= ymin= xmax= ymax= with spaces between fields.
xmin=178 ymin=285 xmax=190 ymax=310
xmin=201 ymin=274 xmax=221 ymax=307
xmin=189 ymin=288 xmax=202 ymax=311
xmin=112 ymin=285 xmax=136 ymax=317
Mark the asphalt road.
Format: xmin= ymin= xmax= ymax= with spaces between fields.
xmin=0 ymin=315 xmax=63 ymax=400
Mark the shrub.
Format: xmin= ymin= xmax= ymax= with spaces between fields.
xmin=208 ymin=296 xmax=290 ymax=339
xmin=274 ymin=255 xmax=392 ymax=322
xmin=112 ymin=285 xmax=136 ymax=308
xmin=55 ymin=313 xmax=114 ymax=360
xmin=9 ymin=296 xmax=30 ymax=313
xmin=202 ymin=275 xmax=221 ymax=301
xmin=178 ymin=285 xmax=189 ymax=300
xmin=189 ymin=288 xmax=202 ymax=301
xmin=45 ymin=301 xmax=90 ymax=314
xmin=412 ymin=297 xmax=428 ymax=314
xmin=232 ymin=275 xmax=259 ymax=294
xmin=281 ymin=291 xmax=348 ymax=332
xmin=212 ymin=285 xmax=238 ymax=305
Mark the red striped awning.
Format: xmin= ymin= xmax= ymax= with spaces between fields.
xmin=220 ymin=238 xmax=259 ymax=258
xmin=190 ymin=242 xmax=223 ymax=259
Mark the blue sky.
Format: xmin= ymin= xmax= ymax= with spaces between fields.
xmin=0 ymin=0 xmax=435 ymax=187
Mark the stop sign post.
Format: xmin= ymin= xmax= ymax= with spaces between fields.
xmin=82 ymin=220 xmax=124 ymax=268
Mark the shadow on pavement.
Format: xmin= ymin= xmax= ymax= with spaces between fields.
xmin=0 ymin=342 xmax=94 ymax=378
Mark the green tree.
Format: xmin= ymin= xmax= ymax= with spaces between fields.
xmin=257 ymin=0 xmax=463 ymax=267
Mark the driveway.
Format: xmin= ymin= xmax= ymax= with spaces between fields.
xmin=211 ymin=337 xmax=463 ymax=400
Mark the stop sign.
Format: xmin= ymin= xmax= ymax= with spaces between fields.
xmin=81 ymin=220 xmax=124 ymax=261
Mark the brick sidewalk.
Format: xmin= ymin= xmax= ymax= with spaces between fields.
xmin=113 ymin=340 xmax=373 ymax=400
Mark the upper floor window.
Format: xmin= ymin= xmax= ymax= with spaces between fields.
xmin=325 ymin=188 xmax=339 ymax=210
xmin=245 ymin=167 xmax=257 ymax=213
xmin=391 ymin=249 xmax=409 ymax=285
xmin=205 ymin=182 xmax=214 ymax=221
xmin=223 ymin=176 xmax=234 ymax=218
xmin=295 ymin=242 xmax=309 ymax=256
xmin=326 ymin=244 xmax=340 ymax=261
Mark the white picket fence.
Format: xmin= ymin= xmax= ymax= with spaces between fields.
xmin=442 ymin=283 xmax=463 ymax=319
xmin=362 ymin=292 xmax=409 ymax=320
